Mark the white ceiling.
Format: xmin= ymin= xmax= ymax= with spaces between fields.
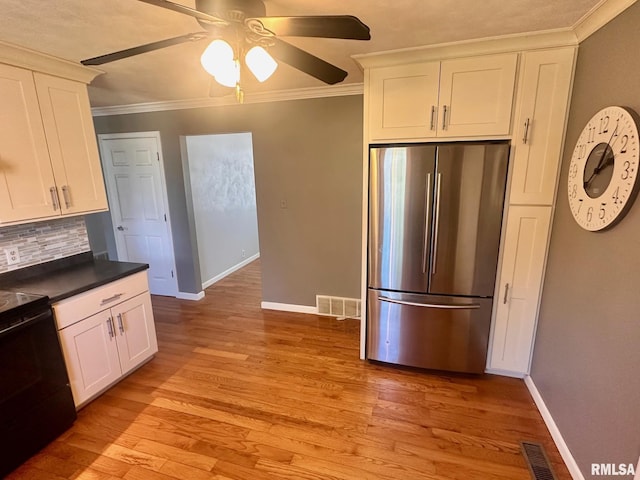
xmin=0 ymin=0 xmax=602 ymax=107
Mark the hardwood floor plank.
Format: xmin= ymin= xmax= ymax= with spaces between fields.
xmin=7 ymin=259 xmax=572 ymax=479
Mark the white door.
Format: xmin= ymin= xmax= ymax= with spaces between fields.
xmin=99 ymin=132 xmax=177 ymax=296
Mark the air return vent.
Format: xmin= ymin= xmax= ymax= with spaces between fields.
xmin=520 ymin=441 xmax=558 ymax=480
xmin=316 ymin=295 xmax=361 ymax=319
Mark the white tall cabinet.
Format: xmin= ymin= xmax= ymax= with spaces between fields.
xmin=489 ymin=46 xmax=576 ymax=375
xmin=356 ymin=38 xmax=577 ymax=377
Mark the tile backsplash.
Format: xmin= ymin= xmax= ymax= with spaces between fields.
xmin=0 ymin=217 xmax=90 ymax=273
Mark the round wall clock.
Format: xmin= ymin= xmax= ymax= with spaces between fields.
xmin=567 ymin=105 xmax=640 ymax=231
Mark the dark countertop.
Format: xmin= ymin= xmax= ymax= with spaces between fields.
xmin=0 ymin=252 xmax=148 ymax=303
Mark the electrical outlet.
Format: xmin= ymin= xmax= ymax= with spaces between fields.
xmin=280 ymin=199 xmax=288 ymax=209
xmin=241 ymin=249 xmax=246 ymax=258
xmin=4 ymin=247 xmax=20 ymax=266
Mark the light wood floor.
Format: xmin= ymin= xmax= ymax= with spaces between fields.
xmin=11 ymin=260 xmax=571 ymax=479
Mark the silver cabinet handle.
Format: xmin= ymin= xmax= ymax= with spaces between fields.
xmin=523 ymin=118 xmax=531 ymax=144
xmin=430 ymin=105 xmax=436 ymax=131
xmin=107 ymin=317 xmax=114 ymax=339
xmin=431 ymin=173 xmax=442 ymax=275
xmin=380 ymin=296 xmax=480 ymax=310
xmin=49 ymin=186 xmax=60 ymax=211
xmin=503 ymin=283 xmax=510 ymax=304
xmin=100 ymin=293 xmax=124 ymax=306
xmin=422 ymin=173 xmax=432 ymax=273
xmin=117 ymin=225 xmax=127 ymax=231
xmin=442 ymin=105 xmax=448 ymax=130
xmin=61 ymin=185 xmax=71 ymax=208
xmin=117 ymin=313 xmax=124 ymax=334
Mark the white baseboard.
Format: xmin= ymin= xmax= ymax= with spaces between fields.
xmin=525 ymin=375 xmax=585 ymax=480
xmin=261 ymin=302 xmax=317 ymax=314
xmin=202 ymin=253 xmax=260 ymax=289
xmin=176 ymin=291 xmax=205 ymax=301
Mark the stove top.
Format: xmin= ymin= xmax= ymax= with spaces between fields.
xmin=0 ymin=290 xmax=49 ymax=322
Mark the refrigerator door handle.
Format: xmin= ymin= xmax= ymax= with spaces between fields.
xmin=379 ymin=296 xmax=481 ymax=310
xmin=431 ymin=172 xmax=442 ymax=275
xmin=422 ymin=173 xmax=432 ymax=273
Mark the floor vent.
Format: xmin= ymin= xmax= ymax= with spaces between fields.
xmin=521 ymin=441 xmax=558 ymax=480
xmin=316 ymin=295 xmax=361 ymax=319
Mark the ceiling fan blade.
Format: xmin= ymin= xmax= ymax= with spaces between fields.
xmin=248 ymin=15 xmax=370 ymax=40
xmin=269 ymin=38 xmax=347 ymax=85
xmin=81 ymin=32 xmax=211 ymax=66
xmin=137 ymin=0 xmax=227 ymax=26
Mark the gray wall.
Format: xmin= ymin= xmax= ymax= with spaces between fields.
xmin=93 ymin=94 xmax=363 ymax=304
xmin=531 ymin=3 xmax=640 ymax=477
xmin=183 ymin=132 xmax=259 ymax=286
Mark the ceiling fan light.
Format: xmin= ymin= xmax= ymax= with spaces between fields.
xmin=245 ymin=46 xmax=278 ymax=82
xmin=214 ymin=59 xmax=240 ymax=88
xmin=200 ymin=39 xmax=234 ymax=77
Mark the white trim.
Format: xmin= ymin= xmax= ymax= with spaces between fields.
xmin=353 ymin=29 xmax=578 ymax=69
xmin=202 ymin=253 xmax=260 ymax=289
xmin=572 ymin=0 xmax=638 ymax=42
xmin=0 ymin=39 xmax=102 ymax=84
xmin=524 ymin=375 xmax=585 ymax=480
xmin=176 ymin=290 xmax=205 ymax=301
xmin=91 ymin=83 xmax=363 ymax=116
xmin=260 ymin=302 xmax=317 ymax=315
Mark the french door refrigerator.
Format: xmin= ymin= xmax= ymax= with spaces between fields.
xmin=367 ymin=141 xmax=509 ymax=373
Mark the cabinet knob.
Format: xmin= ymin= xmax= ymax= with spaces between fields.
xmin=117 ymin=225 xmax=126 ymax=231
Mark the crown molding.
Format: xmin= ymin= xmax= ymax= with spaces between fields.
xmin=91 ymin=83 xmax=363 ymax=116
xmin=572 ymin=0 xmax=638 ymax=42
xmin=353 ymin=29 xmax=578 ymax=69
xmin=0 ymin=40 xmax=102 ymax=84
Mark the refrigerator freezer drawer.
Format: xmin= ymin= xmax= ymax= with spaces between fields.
xmin=366 ymin=289 xmax=493 ymax=373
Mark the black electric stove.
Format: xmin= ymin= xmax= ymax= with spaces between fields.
xmin=0 ymin=289 xmax=77 ymax=477
xmin=0 ymin=290 xmax=49 ymax=324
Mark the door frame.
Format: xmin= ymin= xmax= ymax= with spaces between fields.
xmin=98 ymin=131 xmax=178 ymax=297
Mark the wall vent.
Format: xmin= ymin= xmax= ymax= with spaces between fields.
xmin=316 ymin=295 xmax=361 ymax=319
xmin=520 ymin=441 xmax=558 ymax=480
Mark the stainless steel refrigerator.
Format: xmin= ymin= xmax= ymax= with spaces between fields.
xmin=367 ymin=141 xmax=509 ymax=373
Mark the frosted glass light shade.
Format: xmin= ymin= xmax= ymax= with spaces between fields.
xmin=245 ymin=46 xmax=278 ymax=82
xmin=200 ymin=39 xmax=234 ymax=77
xmin=215 ymin=59 xmax=240 ymax=88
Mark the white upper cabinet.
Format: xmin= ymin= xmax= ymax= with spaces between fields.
xmin=0 ymin=63 xmax=58 ymax=223
xmin=509 ymin=47 xmax=576 ymax=205
xmin=34 ymin=73 xmax=108 ymax=215
xmin=367 ymin=53 xmax=518 ymax=141
xmin=0 ymin=43 xmax=106 ymax=225
xmin=369 ymin=62 xmax=440 ymax=140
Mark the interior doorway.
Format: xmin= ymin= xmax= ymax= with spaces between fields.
xmin=182 ymin=132 xmax=260 ymax=289
xmin=98 ymin=132 xmax=178 ymax=297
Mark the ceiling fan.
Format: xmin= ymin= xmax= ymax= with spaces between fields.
xmin=81 ymin=0 xmax=371 ymax=100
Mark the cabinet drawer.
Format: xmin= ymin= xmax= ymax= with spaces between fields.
xmin=53 ymin=271 xmax=149 ymax=329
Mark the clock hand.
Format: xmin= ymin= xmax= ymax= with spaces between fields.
xmin=584 ymin=123 xmax=620 ymax=188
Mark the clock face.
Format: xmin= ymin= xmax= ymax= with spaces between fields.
xmin=567 ymin=106 xmax=640 ymax=231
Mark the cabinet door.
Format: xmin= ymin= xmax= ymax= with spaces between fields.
xmin=58 ymin=310 xmax=122 ymax=406
xmin=488 ymin=206 xmax=551 ymax=375
xmin=0 ymin=64 xmax=58 ymax=224
xmin=509 ymin=47 xmax=576 ymax=205
xmin=113 ymin=292 xmax=158 ymax=375
xmin=368 ymin=62 xmax=440 ymax=141
xmin=34 ymin=73 xmax=108 ymax=215
xmin=438 ymin=53 xmax=518 ymax=137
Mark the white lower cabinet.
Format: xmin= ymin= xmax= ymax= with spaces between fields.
xmin=55 ymin=272 xmax=158 ymax=407
xmin=488 ymin=206 xmax=552 ymax=375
